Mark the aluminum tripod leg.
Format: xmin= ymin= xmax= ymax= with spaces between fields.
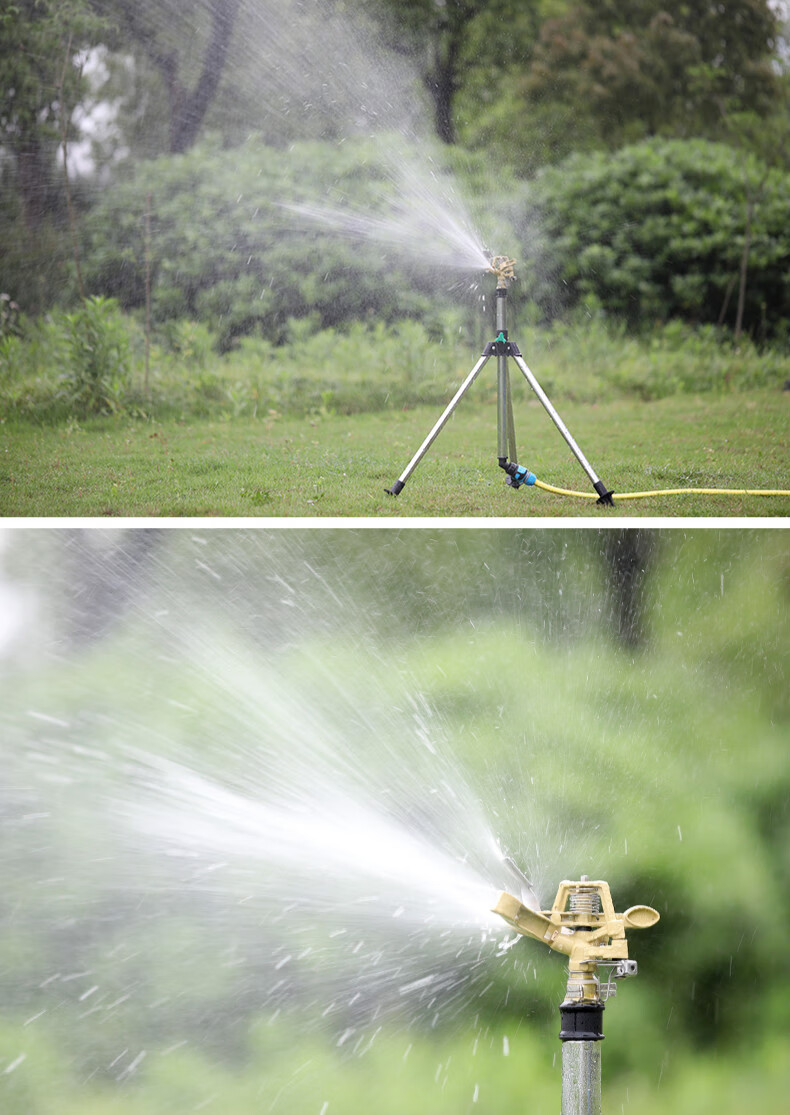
xmin=386 ymin=352 xmax=492 ymax=495
xmin=510 ymin=352 xmax=613 ymax=504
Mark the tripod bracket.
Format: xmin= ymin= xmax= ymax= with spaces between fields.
xmin=484 ymin=332 xmax=523 ymax=358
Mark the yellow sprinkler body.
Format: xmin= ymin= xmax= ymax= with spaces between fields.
xmin=493 ymin=876 xmax=659 ymax=1005
xmin=493 ymin=875 xmax=659 ymax=1115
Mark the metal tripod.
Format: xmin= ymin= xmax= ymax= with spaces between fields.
xmin=386 ymin=280 xmax=614 ymax=505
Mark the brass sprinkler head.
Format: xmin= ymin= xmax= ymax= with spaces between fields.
xmin=488 ymin=254 xmax=517 ymax=287
xmin=493 ymin=876 xmax=659 ymax=1004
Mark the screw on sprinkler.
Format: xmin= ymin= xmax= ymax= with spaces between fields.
xmin=493 ymin=876 xmax=659 ymax=1003
xmin=493 ymin=876 xmax=659 ymax=1115
xmin=487 ymin=253 xmax=517 ymax=287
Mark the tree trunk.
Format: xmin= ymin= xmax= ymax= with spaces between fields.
xmin=424 ymin=6 xmax=473 ymax=145
xmin=734 ymin=193 xmax=755 ymax=344
xmin=61 ymin=530 xmax=164 ymax=648
xmin=168 ymin=0 xmax=241 ymax=153
xmin=427 ymin=35 xmax=461 ymax=144
xmin=16 ymin=140 xmax=50 ymax=233
xmin=602 ymin=530 xmax=657 ymax=650
xmin=113 ymin=0 xmax=241 ymax=155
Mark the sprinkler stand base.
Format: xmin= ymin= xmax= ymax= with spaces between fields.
xmin=386 ymin=280 xmax=612 ymax=503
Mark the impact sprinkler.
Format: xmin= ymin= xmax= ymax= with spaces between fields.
xmin=493 ymin=876 xmax=659 ymax=1115
xmin=488 ymin=254 xmax=517 ymax=287
xmin=386 ymin=253 xmax=614 ymax=505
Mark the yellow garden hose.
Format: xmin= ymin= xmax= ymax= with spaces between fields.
xmin=533 ymin=478 xmax=790 ymax=501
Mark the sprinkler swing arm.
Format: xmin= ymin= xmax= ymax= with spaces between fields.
xmin=493 ymin=876 xmax=659 ymax=1115
xmin=386 ymin=256 xmax=615 ymax=506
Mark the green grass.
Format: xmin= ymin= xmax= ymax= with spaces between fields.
xmin=2 ymin=389 xmax=788 ymax=517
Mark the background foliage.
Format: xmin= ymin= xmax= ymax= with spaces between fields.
xmin=2 ymin=0 xmax=790 ymax=366
xmin=78 ymin=137 xmax=496 ymax=348
xmin=523 ymin=137 xmax=790 ymax=335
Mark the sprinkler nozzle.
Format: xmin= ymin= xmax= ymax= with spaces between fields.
xmin=488 ymin=254 xmax=517 ymax=287
xmin=493 ymin=877 xmax=659 ymax=1004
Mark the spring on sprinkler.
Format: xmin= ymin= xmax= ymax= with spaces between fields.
xmin=569 ymin=888 xmax=602 ymax=917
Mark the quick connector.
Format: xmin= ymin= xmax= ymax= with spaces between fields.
xmin=500 ymin=461 xmax=537 ymax=489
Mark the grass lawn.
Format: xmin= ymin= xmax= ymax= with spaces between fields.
xmin=2 ymin=388 xmax=788 ymax=517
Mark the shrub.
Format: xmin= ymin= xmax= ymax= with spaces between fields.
xmin=79 ymin=137 xmax=505 ymax=349
xmin=523 ymin=138 xmax=790 ymax=337
xmin=0 ymin=293 xmax=21 ymax=338
xmin=61 ymin=296 xmax=131 ymax=415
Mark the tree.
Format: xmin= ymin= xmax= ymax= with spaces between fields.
xmin=0 ymin=0 xmax=104 ymax=310
xmin=351 ymin=0 xmax=539 ymax=145
xmin=523 ymin=0 xmax=779 ymax=149
xmin=0 ymin=0 xmax=100 ymax=232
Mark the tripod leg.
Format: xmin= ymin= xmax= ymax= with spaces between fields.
xmin=386 ymin=354 xmax=491 ymax=495
xmin=510 ymin=352 xmax=614 ymax=505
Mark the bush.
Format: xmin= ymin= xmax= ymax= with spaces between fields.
xmin=523 ymin=137 xmax=790 ymax=337
xmin=3 ymin=308 xmax=790 ymax=426
xmin=79 ymin=136 xmax=504 ymax=350
xmin=61 ymin=296 xmax=131 ymax=415
xmin=0 ymin=293 xmax=21 ymax=338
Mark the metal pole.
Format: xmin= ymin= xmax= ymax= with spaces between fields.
xmin=559 ymin=983 xmax=604 ymax=1115
xmin=496 ymin=288 xmax=509 ymax=461
xmin=561 ymin=1040 xmax=601 ymax=1115
xmin=386 ymin=352 xmax=492 ymax=494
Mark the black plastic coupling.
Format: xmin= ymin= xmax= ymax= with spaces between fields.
xmin=559 ymin=1001 xmax=605 ymax=1042
xmin=386 ymin=480 xmax=405 ymax=496
xmin=594 ymin=480 xmax=615 ymax=507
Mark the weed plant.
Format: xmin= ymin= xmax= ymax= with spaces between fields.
xmin=61 ymin=297 xmax=131 ymax=415
xmin=2 ymin=308 xmax=789 ymax=426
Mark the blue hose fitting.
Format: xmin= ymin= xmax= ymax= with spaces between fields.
xmin=503 ymin=463 xmax=537 ymax=489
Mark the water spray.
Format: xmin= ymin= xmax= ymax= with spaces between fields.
xmin=493 ymin=876 xmax=659 ymax=1115
xmin=386 ymin=256 xmax=615 ymax=505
